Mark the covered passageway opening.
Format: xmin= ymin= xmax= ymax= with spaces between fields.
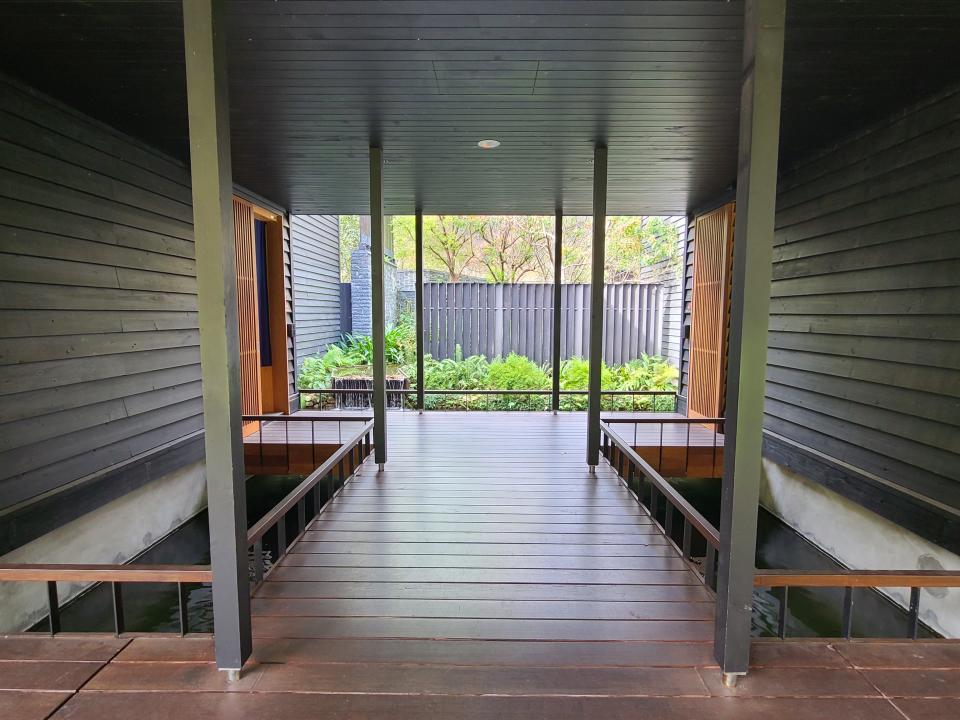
xmin=1 ymin=2 xmax=959 ymax=716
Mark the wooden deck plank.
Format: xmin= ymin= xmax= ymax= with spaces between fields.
xmin=250 ymin=616 xmax=714 ymax=641
xmin=0 ymin=659 xmax=104 ymax=691
xmin=833 ymin=641 xmax=960 ymax=669
xmin=250 ymin=598 xmax=714 ymax=621
xmin=289 ymin=541 xmax=681 ymax=557
xmin=265 ymin=567 xmax=700 ymax=584
xmin=253 ymin=582 xmax=713 ymax=602
xmin=281 ymin=553 xmax=689 ymax=568
xmin=50 ymin=693 xmax=911 ymax=720
xmin=0 ymin=636 xmax=128 ymax=662
xmin=0 ymin=690 xmax=72 ymax=720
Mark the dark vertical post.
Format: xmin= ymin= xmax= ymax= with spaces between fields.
xmin=182 ymin=0 xmax=251 ymax=674
xmin=586 ymin=145 xmax=607 ymax=466
xmin=415 ymin=208 xmax=425 ymax=412
xmin=714 ymin=0 xmax=785 ymax=684
xmin=551 ymin=209 xmax=563 ymax=413
xmin=369 ymin=146 xmax=388 ymax=466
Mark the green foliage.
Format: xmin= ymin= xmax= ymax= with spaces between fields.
xmin=347 ymin=214 xmax=682 ymax=284
xmin=301 ymin=327 xmax=678 ymax=412
xmin=297 ymin=318 xmax=417 ymax=391
xmin=485 ymin=354 xmax=550 ymax=410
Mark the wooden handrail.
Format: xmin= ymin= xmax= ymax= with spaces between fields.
xmin=754 ymin=569 xmax=960 ymax=588
xmin=299 ymin=387 xmax=676 ymax=397
xmin=246 ymin=419 xmax=374 ymax=545
xmin=0 ymin=564 xmax=212 ymax=583
xmin=241 ymin=413 xmax=372 ymax=422
xmin=602 ymin=416 xmax=724 ymax=425
xmin=600 ymin=421 xmax=720 ymax=549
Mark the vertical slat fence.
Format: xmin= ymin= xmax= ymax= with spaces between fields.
xmin=422 ymin=282 xmax=664 ymax=363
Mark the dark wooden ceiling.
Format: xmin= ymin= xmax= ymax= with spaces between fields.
xmin=1 ymin=1 xmax=957 ymax=215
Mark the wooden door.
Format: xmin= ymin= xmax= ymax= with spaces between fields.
xmin=233 ymin=197 xmax=262 ymax=435
xmin=688 ymin=203 xmax=735 ymax=420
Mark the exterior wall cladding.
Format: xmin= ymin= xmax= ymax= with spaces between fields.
xmin=678 ymin=85 xmax=960 ymax=551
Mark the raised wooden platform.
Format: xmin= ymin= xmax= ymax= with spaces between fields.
xmin=242 ymin=415 xmax=369 ymax=474
xmin=7 ymin=412 xmax=955 ymax=719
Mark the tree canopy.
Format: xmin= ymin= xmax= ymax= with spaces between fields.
xmin=340 ymin=214 xmax=681 ymax=283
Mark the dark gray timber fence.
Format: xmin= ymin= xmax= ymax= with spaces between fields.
xmin=423 ymin=282 xmax=665 ymax=364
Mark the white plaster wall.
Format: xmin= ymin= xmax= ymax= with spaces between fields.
xmin=0 ymin=460 xmax=207 ymax=632
xmin=760 ymin=457 xmax=960 ymax=638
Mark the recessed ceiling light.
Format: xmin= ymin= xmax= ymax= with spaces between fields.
xmin=477 ymin=139 xmax=501 ymax=150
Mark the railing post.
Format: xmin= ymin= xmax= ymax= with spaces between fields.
xmin=415 ymin=208 xmax=425 ymax=412
xmin=46 ymin=581 xmax=60 ymax=636
xmin=182 ymin=0 xmax=252 ymax=674
xmin=907 ymin=587 xmax=921 ymax=639
xmin=586 ymin=144 xmax=607 ymax=466
xmin=253 ymin=539 xmax=264 ymax=585
xmin=715 ymin=0 xmax=785 ymax=683
xmin=841 ymin=586 xmax=854 ymax=639
xmin=178 ymin=582 xmax=190 ymax=636
xmin=551 ymin=208 xmax=563 ymax=413
xmin=111 ymin=582 xmax=124 ymax=636
xmin=370 ymin=146 xmax=388 ymax=467
xmin=778 ymin=587 xmax=789 ymax=639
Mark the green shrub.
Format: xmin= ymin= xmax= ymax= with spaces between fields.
xmin=484 ymin=353 xmax=549 ymax=410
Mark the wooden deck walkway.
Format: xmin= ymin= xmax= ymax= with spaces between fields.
xmin=4 ymin=413 xmax=958 ymax=719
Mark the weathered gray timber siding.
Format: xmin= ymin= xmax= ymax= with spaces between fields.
xmin=290 ymin=214 xmax=341 ymax=369
xmin=0 ymin=77 xmax=291 ymax=512
xmin=767 ymin=86 xmax=960 ymax=511
xmin=677 ymin=214 xmax=696 ymax=414
xmin=679 ymin=86 xmax=960 ymax=511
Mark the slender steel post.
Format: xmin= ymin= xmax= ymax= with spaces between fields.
xmin=841 ymin=586 xmax=854 ymax=639
xmin=370 ymin=146 xmax=388 ymax=466
xmin=415 ymin=208 xmax=425 ymax=412
xmin=111 ymin=582 xmax=124 ymax=636
xmin=46 ymin=581 xmax=60 ymax=636
xmin=182 ymin=0 xmax=251 ymax=673
xmin=586 ymin=144 xmax=607 ymax=465
xmin=715 ymin=0 xmax=786 ymax=680
xmin=551 ymin=208 xmax=563 ymax=412
xmin=907 ymin=587 xmax=921 ymax=639
xmin=178 ymin=582 xmax=190 ymax=636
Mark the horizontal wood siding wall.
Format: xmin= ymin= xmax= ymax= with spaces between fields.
xmin=290 ymin=214 xmax=341 ymax=369
xmin=679 ymin=87 xmax=960 ymax=512
xmin=0 ymin=77 xmax=289 ymax=512
xmin=768 ymin=86 xmax=960 ymax=511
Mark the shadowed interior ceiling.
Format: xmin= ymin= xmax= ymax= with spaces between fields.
xmin=1 ymin=1 xmax=957 ymax=214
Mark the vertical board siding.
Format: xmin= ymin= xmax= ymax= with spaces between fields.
xmin=687 ymin=203 xmax=735 ymax=419
xmin=0 ymin=77 xmax=289 ymax=512
xmin=232 ymin=197 xmax=261 ymax=428
xmin=422 ymin=282 xmax=665 ymax=364
xmin=290 ymin=214 xmax=341 ymax=369
xmin=678 ymin=88 xmax=960 ymax=511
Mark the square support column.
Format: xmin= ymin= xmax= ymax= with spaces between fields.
xmin=586 ymin=145 xmax=608 ymax=465
xmin=714 ymin=0 xmax=786 ymax=679
xmin=415 ymin=209 xmax=425 ymax=412
xmin=181 ymin=0 xmax=251 ymax=672
xmin=369 ymin=146 xmax=388 ymax=465
xmin=551 ymin=209 xmax=563 ymax=413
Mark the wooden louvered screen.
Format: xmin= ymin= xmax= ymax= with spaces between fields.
xmin=688 ymin=203 xmax=735 ymax=420
xmin=233 ymin=197 xmax=262 ymax=436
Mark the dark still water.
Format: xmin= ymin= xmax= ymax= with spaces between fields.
xmin=670 ymin=476 xmax=934 ymax=638
xmin=45 ymin=474 xmax=303 ymax=634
